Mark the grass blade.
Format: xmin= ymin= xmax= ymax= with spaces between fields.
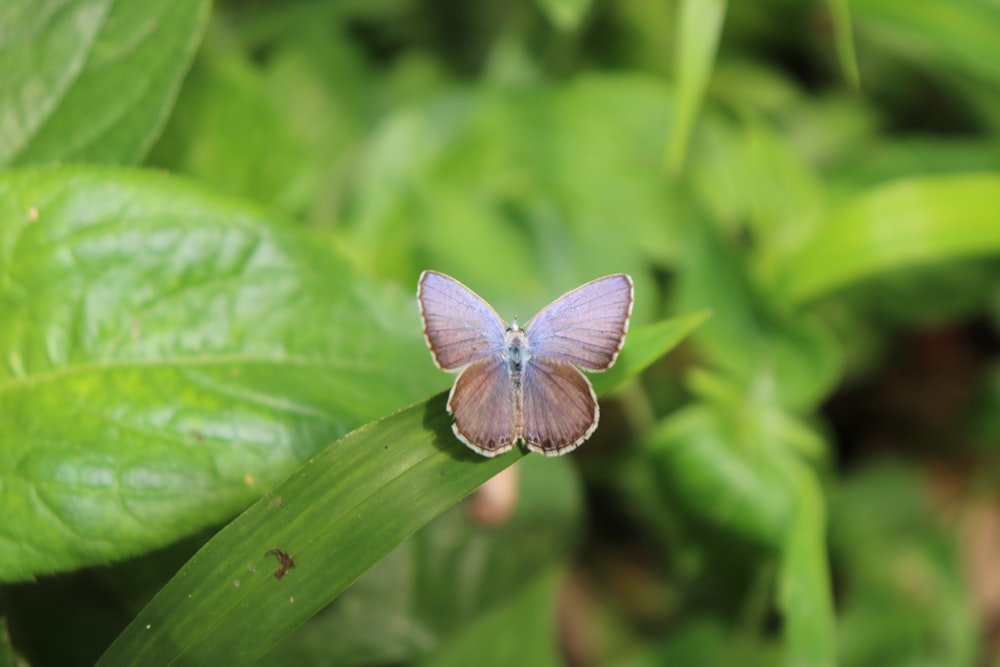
xmin=97 ymin=312 xmax=707 ymax=666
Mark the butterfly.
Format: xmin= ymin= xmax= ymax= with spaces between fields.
xmin=417 ymin=271 xmax=634 ymax=457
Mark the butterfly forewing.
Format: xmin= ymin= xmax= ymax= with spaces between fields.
xmin=521 ymin=358 xmax=598 ymax=456
xmin=418 ymin=271 xmax=507 ymax=370
xmin=525 ymin=274 xmax=633 ymax=371
xmin=448 ymin=357 xmax=517 ymax=456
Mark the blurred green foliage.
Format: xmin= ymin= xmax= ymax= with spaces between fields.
xmin=2 ymin=0 xmax=1000 ymax=665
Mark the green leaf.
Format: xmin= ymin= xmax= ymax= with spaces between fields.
xmin=771 ymin=174 xmax=1000 ymax=304
xmin=646 ymin=403 xmax=795 ymax=548
xmin=260 ymin=454 xmax=583 ymax=665
xmin=591 ymin=309 xmax=711 ymax=397
xmin=689 ymin=117 xmax=826 ymax=244
xmin=95 ymin=313 xmax=705 ymax=666
xmin=830 ymin=139 xmax=1000 ymax=190
xmin=0 ymin=0 xmax=209 ymax=166
xmin=415 ymin=568 xmax=565 ymax=667
xmin=674 ymin=215 xmax=843 ymax=410
xmin=831 ymin=465 xmax=978 ymax=666
xmin=536 ymin=0 xmax=592 ymax=31
xmin=970 ymin=362 xmax=1000 ymax=449
xmin=853 ymin=0 xmax=1000 ymax=86
xmin=345 ymin=75 xmax=682 ymax=294
xmin=666 ymin=0 xmax=727 ymax=173
xmin=0 ymin=618 xmax=14 ymax=667
xmin=0 ymin=166 xmax=444 ymax=581
xmin=606 ymin=620 xmax=781 ymax=667
xmin=644 ymin=366 xmax=831 ymax=546
xmin=777 ymin=462 xmax=835 ymax=667
xmin=647 ymin=396 xmax=836 ymax=666
xmin=147 ymin=20 xmax=371 ymax=224
xmin=825 ymin=0 xmax=861 ymax=89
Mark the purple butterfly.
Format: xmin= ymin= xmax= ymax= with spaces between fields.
xmin=417 ymin=271 xmax=634 ymax=457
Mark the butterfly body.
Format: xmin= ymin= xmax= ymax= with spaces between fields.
xmin=505 ymin=320 xmax=526 ymax=373
xmin=503 ymin=322 xmax=527 ymax=436
xmin=418 ymin=271 xmax=633 ymax=457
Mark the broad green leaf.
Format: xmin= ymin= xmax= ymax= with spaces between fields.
xmin=666 ymin=0 xmax=727 ymax=173
xmin=415 ymin=568 xmax=565 ymax=667
xmin=771 ymin=174 xmax=1000 ymax=304
xmin=0 ymin=0 xmax=209 ymax=166
xmin=95 ymin=312 xmax=706 ymax=667
xmin=0 ymin=166 xmax=444 ymax=581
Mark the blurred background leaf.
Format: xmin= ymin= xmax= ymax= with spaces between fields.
xmin=831 ymin=464 xmax=979 ymax=667
xmin=413 ymin=566 xmax=566 ymax=667
xmin=0 ymin=618 xmax=13 ymax=667
xmin=667 ymin=0 xmax=726 ymax=173
xmin=340 ymin=74 xmax=680 ymax=315
xmin=771 ymin=174 xmax=1000 ymax=305
xmin=0 ymin=0 xmax=210 ymax=166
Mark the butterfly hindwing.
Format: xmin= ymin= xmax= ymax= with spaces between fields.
xmin=521 ymin=357 xmax=598 ymax=456
xmin=447 ymin=356 xmax=517 ymax=456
